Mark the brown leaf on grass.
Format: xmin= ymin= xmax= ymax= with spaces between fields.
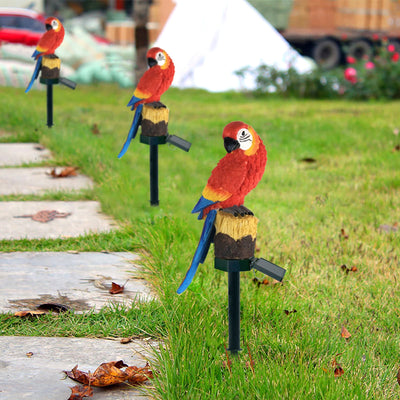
xmin=341 ymin=326 xmax=352 ymax=339
xmin=341 ymin=264 xmax=358 ymax=274
xmin=331 ymin=355 xmax=345 ymax=378
xmin=91 ymin=123 xmax=100 ymax=135
xmin=14 ymin=310 xmax=46 ymax=317
xmin=392 ymin=144 xmax=400 ymax=152
xmin=68 ymin=385 xmax=93 ymax=399
xmin=64 ymin=360 xmax=152 ymax=387
xmin=125 ymin=363 xmax=154 ymax=385
xmin=48 ymin=166 xmax=78 ymax=178
xmin=334 ymin=365 xmax=345 ymax=377
xmin=109 ymin=279 xmax=129 ymax=295
xmin=340 ymin=228 xmax=349 ymax=239
xmin=284 ymin=309 xmax=297 ymax=315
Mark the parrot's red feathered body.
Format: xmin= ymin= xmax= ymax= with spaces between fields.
xmin=25 ymin=17 xmax=65 ymax=93
xmin=118 ymin=47 xmax=175 ymax=157
xmin=177 ymin=121 xmax=267 ymax=294
xmin=194 ymin=121 xmax=267 ymax=219
xmin=131 ymin=47 xmax=175 ymax=109
xmin=34 ymin=17 xmax=65 ymax=58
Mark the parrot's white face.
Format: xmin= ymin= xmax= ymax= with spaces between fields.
xmin=51 ymin=19 xmax=59 ymax=30
xmin=156 ymin=51 xmax=166 ymax=66
xmin=236 ymin=128 xmax=253 ymax=150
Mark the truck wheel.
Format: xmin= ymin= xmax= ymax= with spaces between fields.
xmin=347 ymin=40 xmax=372 ymax=60
xmin=312 ymin=39 xmax=342 ymax=69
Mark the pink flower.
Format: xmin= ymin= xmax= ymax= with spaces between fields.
xmin=388 ymin=44 xmax=396 ymax=52
xmin=365 ymin=61 xmax=375 ymax=69
xmin=392 ymin=52 xmax=400 ymax=62
xmin=346 ymin=56 xmax=356 ymax=64
xmin=344 ymin=67 xmax=357 ymax=84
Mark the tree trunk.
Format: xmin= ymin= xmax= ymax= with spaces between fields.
xmin=133 ymin=0 xmax=151 ymax=85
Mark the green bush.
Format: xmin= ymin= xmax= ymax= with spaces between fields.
xmin=239 ymin=41 xmax=400 ymax=100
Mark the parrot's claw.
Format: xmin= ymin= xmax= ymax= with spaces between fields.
xmin=221 ymin=205 xmax=254 ymax=217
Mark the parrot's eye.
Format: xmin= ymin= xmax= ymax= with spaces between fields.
xmin=156 ymin=52 xmax=166 ymax=66
xmin=236 ymin=128 xmax=253 ymax=150
xmin=51 ymin=19 xmax=59 ymax=29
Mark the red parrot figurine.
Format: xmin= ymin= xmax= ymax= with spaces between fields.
xmin=177 ymin=121 xmax=267 ymax=294
xmin=118 ymin=47 xmax=175 ymax=158
xmin=25 ymin=17 xmax=65 ymax=93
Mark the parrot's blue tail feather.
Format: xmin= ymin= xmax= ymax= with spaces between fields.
xmin=127 ymin=95 xmax=141 ymax=111
xmin=25 ymin=56 xmax=42 ymax=93
xmin=118 ymin=104 xmax=143 ymax=158
xmin=192 ymin=196 xmax=217 ymax=220
xmin=177 ymin=209 xmax=217 ymax=294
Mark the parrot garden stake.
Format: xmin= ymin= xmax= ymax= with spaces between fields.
xmin=25 ymin=17 xmax=76 ymax=127
xmin=177 ymin=121 xmax=286 ymax=354
xmin=118 ymin=47 xmax=191 ymax=206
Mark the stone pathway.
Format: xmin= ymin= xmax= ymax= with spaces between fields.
xmin=0 ymin=336 xmax=154 ymax=399
xmin=0 ymin=252 xmax=153 ymax=313
xmin=0 ymin=167 xmax=93 ymax=195
xmin=0 ymin=143 xmax=52 ymax=166
xmin=0 ymin=142 xmax=155 ymax=398
xmin=0 ymin=201 xmax=116 ymax=240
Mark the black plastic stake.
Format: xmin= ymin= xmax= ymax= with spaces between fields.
xmin=149 ymin=144 xmax=159 ymax=206
xmin=228 ymin=271 xmax=241 ymax=354
xmin=46 ymin=83 xmax=53 ymax=128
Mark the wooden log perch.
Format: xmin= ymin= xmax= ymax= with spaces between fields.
xmin=141 ymin=102 xmax=169 ymax=137
xmin=41 ymin=55 xmax=61 ymax=80
xmin=214 ymin=208 xmax=258 ymax=260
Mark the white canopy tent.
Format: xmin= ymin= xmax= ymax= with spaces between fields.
xmin=154 ymin=0 xmax=314 ymax=92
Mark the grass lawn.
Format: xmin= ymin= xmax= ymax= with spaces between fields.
xmin=0 ymin=84 xmax=399 ymax=399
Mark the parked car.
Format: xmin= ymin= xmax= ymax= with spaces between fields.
xmin=0 ymin=7 xmax=45 ymax=46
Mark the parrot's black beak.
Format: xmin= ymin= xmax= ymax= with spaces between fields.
xmin=45 ymin=24 xmax=52 ymax=31
xmin=148 ymin=57 xmax=157 ymax=67
xmin=224 ymin=137 xmax=240 ymax=153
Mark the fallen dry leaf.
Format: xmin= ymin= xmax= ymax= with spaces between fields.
xmin=120 ymin=337 xmax=132 ymax=344
xmin=340 ymin=228 xmax=349 ymax=239
xmin=341 ymin=326 xmax=352 ymax=339
xmin=392 ymin=144 xmax=400 ymax=152
xmin=91 ymin=123 xmax=100 ymax=135
xmin=48 ymin=166 xmax=78 ymax=178
xmin=68 ymin=385 xmax=93 ymax=399
xmin=26 ymin=352 xmax=33 ymax=358
xmin=109 ymin=279 xmax=129 ymax=295
xmin=284 ymin=309 xmax=297 ymax=315
xmin=64 ymin=360 xmax=153 ymax=387
xmin=14 ymin=310 xmax=46 ymax=317
xmin=14 ymin=210 xmax=71 ymax=223
xmin=334 ymin=365 xmax=345 ymax=378
xmin=331 ymin=354 xmax=345 ymax=378
xmin=341 ymin=264 xmax=358 ymax=274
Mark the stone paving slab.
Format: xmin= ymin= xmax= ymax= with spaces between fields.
xmin=0 ymin=252 xmax=153 ymax=313
xmin=0 ymin=143 xmax=52 ymax=166
xmin=0 ymin=167 xmax=93 ymax=195
xmin=0 ymin=201 xmax=116 ymax=240
xmin=0 ymin=336 xmax=155 ymax=399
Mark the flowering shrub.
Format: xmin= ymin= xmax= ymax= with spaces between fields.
xmin=342 ymin=41 xmax=400 ymax=99
xmin=237 ymin=41 xmax=400 ymax=100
